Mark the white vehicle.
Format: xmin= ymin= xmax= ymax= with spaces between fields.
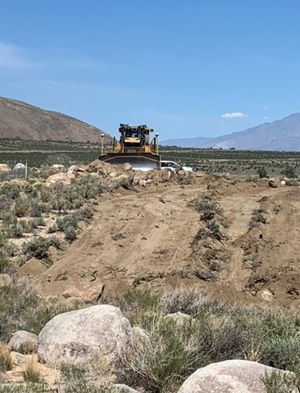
xmin=160 ymin=160 xmax=196 ymax=173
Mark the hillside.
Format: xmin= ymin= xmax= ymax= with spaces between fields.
xmin=0 ymin=97 xmax=111 ymax=143
xmin=162 ymin=113 xmax=300 ymax=151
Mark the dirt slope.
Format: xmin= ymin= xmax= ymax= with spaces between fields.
xmin=0 ymin=97 xmax=111 ymax=143
xmin=19 ymin=176 xmax=300 ymax=308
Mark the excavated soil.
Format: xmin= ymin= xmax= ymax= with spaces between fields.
xmin=18 ymin=176 xmax=300 ymax=308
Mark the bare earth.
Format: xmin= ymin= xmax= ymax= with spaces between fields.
xmin=18 ymin=177 xmax=300 ymax=308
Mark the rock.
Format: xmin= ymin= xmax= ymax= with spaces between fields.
xmin=139 ymin=179 xmax=148 ymax=187
xmin=259 ymin=289 xmax=273 ymax=302
xmin=109 ymin=171 xmax=118 ymax=178
xmin=0 ymin=164 xmax=10 ymax=173
xmin=177 ymin=359 xmax=291 ymax=393
xmin=280 ymin=180 xmax=286 ymax=186
xmin=268 ymin=177 xmax=281 ymax=188
xmin=112 ymin=384 xmax=142 ymax=393
xmin=68 ymin=164 xmax=85 ymax=173
xmin=0 ymin=274 xmax=12 ymax=287
xmin=177 ymin=169 xmax=187 ymax=177
xmin=45 ymin=173 xmax=74 ymax=187
xmin=133 ymin=175 xmax=141 ymax=185
xmin=10 ymin=351 xmax=29 ymax=366
xmin=38 ymin=305 xmax=132 ymax=371
xmin=51 ymin=164 xmax=65 ymax=172
xmin=8 ymin=331 xmax=38 ymax=354
xmin=164 ymin=312 xmax=192 ymax=326
xmin=13 ymin=163 xmax=26 ymax=170
xmin=87 ymin=159 xmax=114 ymax=176
xmin=62 ymin=284 xmax=105 ymax=303
xmin=123 ymin=163 xmax=132 ymax=171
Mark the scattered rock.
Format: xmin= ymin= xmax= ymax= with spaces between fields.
xmin=62 ymin=284 xmax=105 ymax=303
xmin=45 ymin=172 xmax=74 ymax=187
xmin=13 ymin=163 xmax=26 ymax=170
xmin=51 ymin=164 xmax=65 ymax=172
xmin=123 ymin=163 xmax=132 ymax=171
xmin=9 ymin=331 xmax=38 ymax=354
xmin=0 ymin=274 xmax=12 ymax=287
xmin=268 ymin=177 xmax=281 ymax=188
xmin=177 ymin=359 xmax=291 ymax=393
xmin=164 ymin=312 xmax=192 ymax=326
xmin=112 ymin=384 xmax=142 ymax=393
xmin=0 ymin=164 xmax=9 ymax=173
xmin=10 ymin=351 xmax=29 ymax=366
xmin=38 ymin=305 xmax=132 ymax=372
xmin=258 ymin=289 xmax=273 ymax=302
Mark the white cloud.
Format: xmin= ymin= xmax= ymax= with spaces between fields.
xmin=221 ymin=112 xmax=247 ymax=119
xmin=262 ymin=116 xmax=268 ymax=120
xmin=0 ymin=42 xmax=33 ymax=69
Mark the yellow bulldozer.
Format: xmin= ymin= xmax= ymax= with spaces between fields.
xmin=99 ymin=124 xmax=160 ymax=170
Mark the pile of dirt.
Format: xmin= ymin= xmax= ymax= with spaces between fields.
xmin=17 ymin=164 xmax=300 ymax=308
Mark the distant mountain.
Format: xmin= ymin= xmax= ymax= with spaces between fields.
xmin=0 ymin=97 xmax=111 ymax=143
xmin=162 ymin=113 xmax=300 ymax=151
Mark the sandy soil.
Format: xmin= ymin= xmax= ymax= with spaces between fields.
xmin=18 ymin=176 xmax=300 ymax=308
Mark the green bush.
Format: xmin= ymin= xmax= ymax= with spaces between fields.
xmin=22 ymin=236 xmax=61 ymax=261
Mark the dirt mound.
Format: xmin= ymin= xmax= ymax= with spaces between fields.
xmin=17 ymin=169 xmax=300 ymax=308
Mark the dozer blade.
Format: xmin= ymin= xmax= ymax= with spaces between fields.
xmin=99 ymin=153 xmax=160 ymax=171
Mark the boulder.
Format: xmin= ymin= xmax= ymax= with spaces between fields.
xmin=45 ymin=173 xmax=74 ymax=187
xmin=62 ymin=284 xmax=105 ymax=303
xmin=13 ymin=163 xmax=26 ymax=170
xmin=177 ymin=359 xmax=291 ymax=393
xmin=258 ymin=289 xmax=273 ymax=302
xmin=123 ymin=163 xmax=132 ymax=171
xmin=68 ymin=164 xmax=85 ymax=173
xmin=268 ymin=177 xmax=281 ymax=188
xmin=0 ymin=164 xmax=10 ymax=173
xmin=8 ymin=331 xmax=38 ymax=354
xmin=38 ymin=305 xmax=132 ymax=371
xmin=51 ymin=164 xmax=65 ymax=172
xmin=87 ymin=159 xmax=114 ymax=176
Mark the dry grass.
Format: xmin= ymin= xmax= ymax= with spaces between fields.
xmin=0 ymin=342 xmax=12 ymax=372
xmin=22 ymin=357 xmax=42 ymax=383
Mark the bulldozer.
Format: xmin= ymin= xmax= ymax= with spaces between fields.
xmin=99 ymin=124 xmax=160 ymax=171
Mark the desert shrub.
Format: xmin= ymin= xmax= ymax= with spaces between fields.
xmin=32 ymin=217 xmax=46 ymax=227
xmin=0 ymin=195 xmax=13 ymax=214
xmin=196 ymin=195 xmax=222 ymax=215
xmin=14 ymin=199 xmax=31 ymax=217
xmin=0 ymin=249 xmax=10 ymax=274
xmin=59 ymin=363 xmax=112 ymax=393
xmin=161 ymin=287 xmax=219 ymax=316
xmin=56 ymin=215 xmax=78 ymax=241
xmin=64 ymin=226 xmax=77 ymax=242
xmin=258 ymin=167 xmax=268 ymax=178
xmin=207 ymin=220 xmax=223 ymax=240
xmin=6 ymin=223 xmax=24 ymax=238
xmin=262 ymin=369 xmax=300 ymax=393
xmin=47 ymin=224 xmax=58 ymax=233
xmin=22 ymin=236 xmax=61 ymax=261
xmin=117 ymin=316 xmax=208 ymax=392
xmin=262 ymin=336 xmax=300 ymax=370
xmin=1 ymin=211 xmax=17 ymax=226
xmin=29 ymin=200 xmax=48 ymax=217
xmin=0 ymin=342 xmax=12 ymax=372
xmin=282 ymin=166 xmax=296 ymax=179
xmin=75 ymin=206 xmax=94 ymax=220
xmin=249 ymin=209 xmax=267 ymax=229
xmin=0 ymin=183 xmax=21 ymax=199
xmin=0 ymin=278 xmax=40 ymax=341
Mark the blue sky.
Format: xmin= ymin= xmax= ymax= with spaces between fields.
xmin=1 ymin=0 xmax=300 ymax=140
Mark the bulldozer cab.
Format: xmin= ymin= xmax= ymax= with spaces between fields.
xmin=99 ymin=123 xmax=160 ymax=171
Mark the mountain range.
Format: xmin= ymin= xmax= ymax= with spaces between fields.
xmin=0 ymin=97 xmax=111 ymax=143
xmin=162 ymin=113 xmax=300 ymax=151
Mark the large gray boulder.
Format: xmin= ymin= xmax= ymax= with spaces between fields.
xmin=38 ymin=305 xmax=132 ymax=371
xmin=177 ymin=360 xmax=291 ymax=393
